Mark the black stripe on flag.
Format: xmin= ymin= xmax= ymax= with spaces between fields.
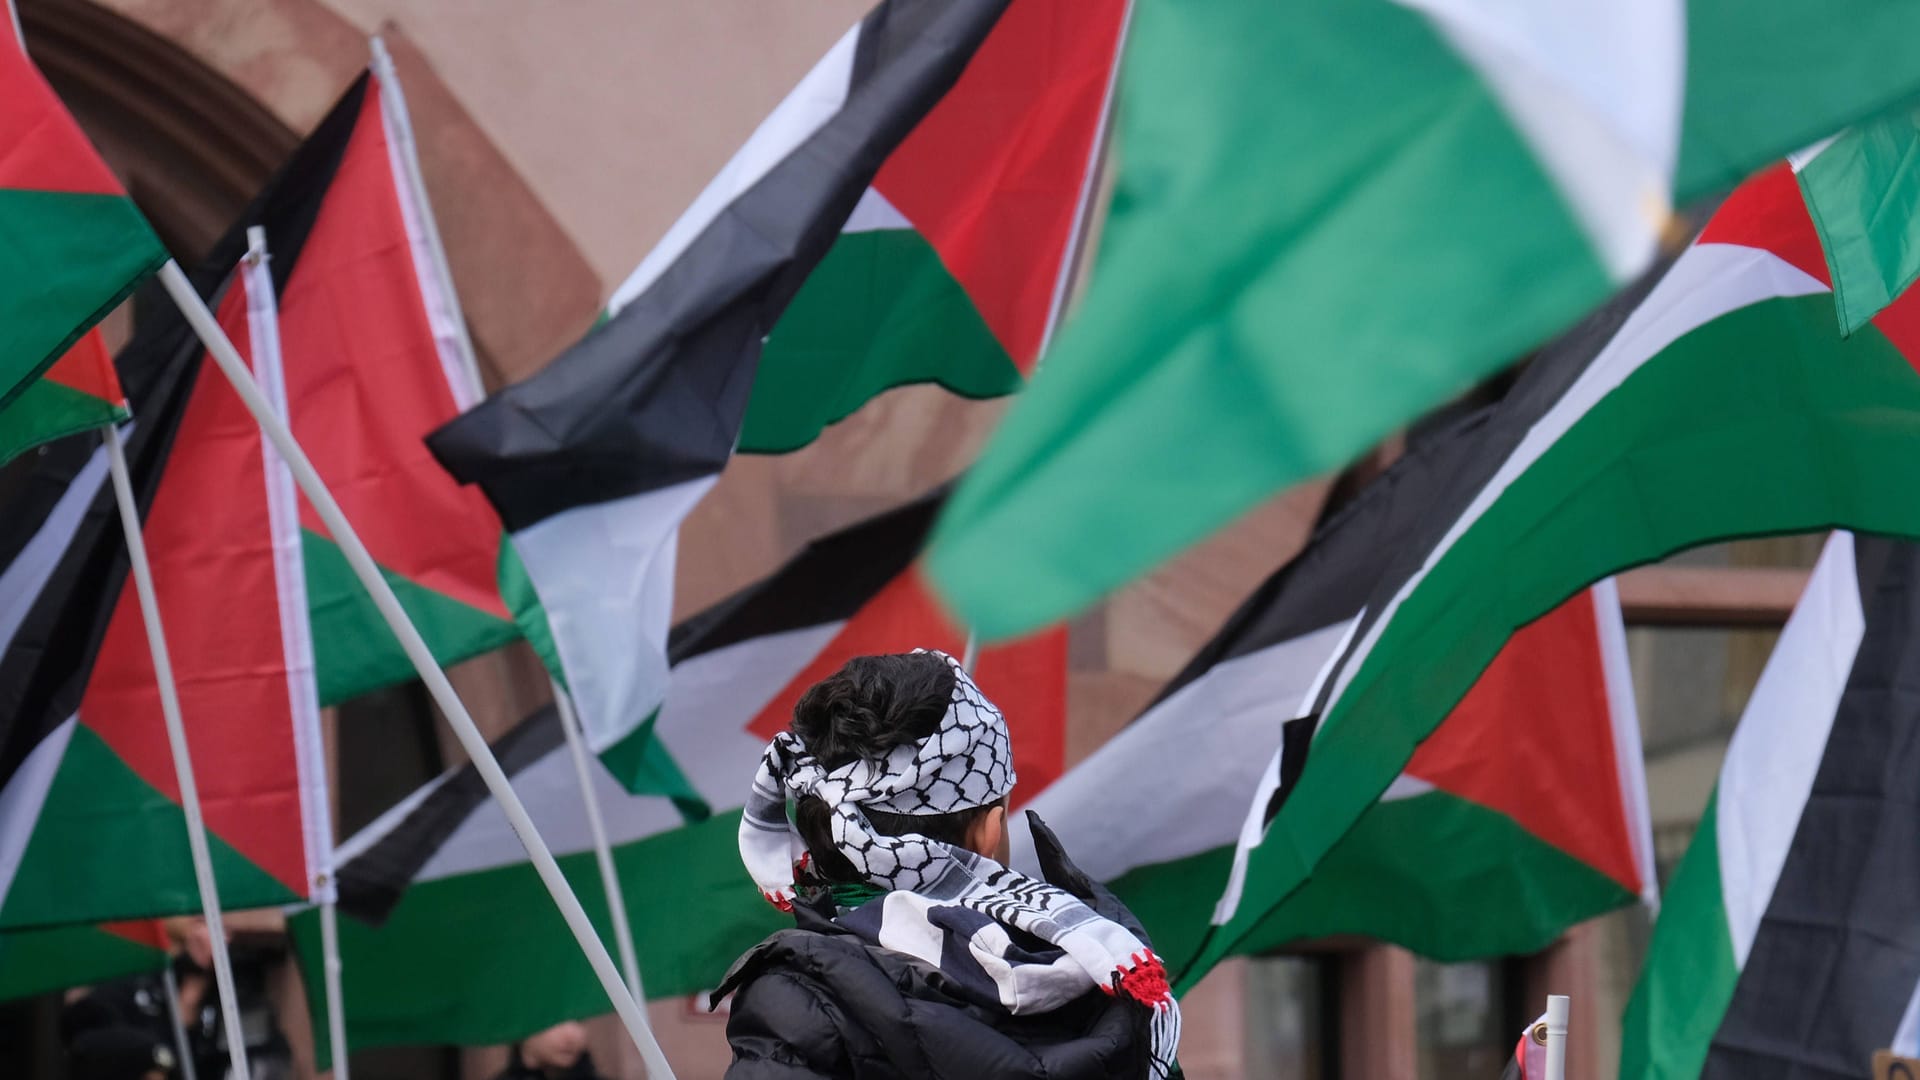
xmin=426 ymin=0 xmax=1012 ymax=533
xmin=668 ymin=487 xmax=943 ymax=663
xmin=0 ymin=73 xmax=372 ymax=802
xmin=335 ymin=704 xmax=564 ymax=926
xmin=1706 ymin=534 xmax=1920 ymax=1077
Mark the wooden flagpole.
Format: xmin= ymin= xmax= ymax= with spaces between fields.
xmin=154 ymin=259 xmax=675 ymax=1079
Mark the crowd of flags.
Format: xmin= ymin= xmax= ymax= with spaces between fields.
xmin=5 ymin=0 xmax=1920 ymax=1075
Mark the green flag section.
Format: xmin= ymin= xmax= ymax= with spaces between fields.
xmin=928 ymin=0 xmax=1920 ymax=642
xmin=1793 ymin=109 xmax=1920 ymax=334
xmin=0 ymin=256 xmax=329 ymax=930
xmin=1020 ymin=494 xmax=1654 ymax=975
xmin=0 ymin=918 xmax=169 ymax=1003
xmin=1621 ymin=532 xmax=1920 ymax=1078
xmin=427 ymin=0 xmax=1017 ymax=794
xmin=1183 ymin=157 xmax=1920 ymax=990
xmin=0 ymin=329 xmax=127 ymax=466
xmin=293 ymin=494 xmax=1065 ymax=1059
xmin=0 ymin=33 xmax=165 ymax=413
xmin=740 ymin=0 xmax=1125 ymax=452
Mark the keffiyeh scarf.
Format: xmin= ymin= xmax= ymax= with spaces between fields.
xmin=740 ymin=650 xmax=1179 ymax=1076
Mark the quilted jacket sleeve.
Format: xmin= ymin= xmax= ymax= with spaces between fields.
xmin=724 ymin=967 xmax=851 ymax=1080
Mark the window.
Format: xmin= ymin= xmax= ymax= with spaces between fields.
xmin=1244 ymin=955 xmax=1331 ymax=1080
xmin=1415 ymin=959 xmax=1519 ymax=1079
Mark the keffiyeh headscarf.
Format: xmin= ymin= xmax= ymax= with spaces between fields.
xmin=740 ymin=650 xmax=1179 ymax=1076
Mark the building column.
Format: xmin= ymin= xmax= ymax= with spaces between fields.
xmin=1340 ymin=945 xmax=1417 ymax=1080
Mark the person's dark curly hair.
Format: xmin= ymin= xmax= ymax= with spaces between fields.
xmin=789 ymin=652 xmax=1000 ymax=883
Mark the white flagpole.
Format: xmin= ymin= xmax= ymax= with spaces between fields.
xmin=554 ymin=682 xmax=646 ymax=1003
xmin=103 ymin=423 xmax=252 ymax=1080
xmin=369 ymin=36 xmax=657 ymax=1030
xmin=161 ymin=966 xmax=201 ymax=1080
xmin=960 ymin=631 xmax=979 ymax=673
xmin=318 ymin=900 xmax=352 ymax=1080
xmin=1543 ymin=994 xmax=1570 ymax=1080
xmin=368 ymin=35 xmax=485 ymax=399
xmin=153 ymin=260 xmax=674 ymax=1079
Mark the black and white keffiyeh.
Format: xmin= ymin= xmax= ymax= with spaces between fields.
xmin=739 ymin=650 xmax=1179 ymax=1076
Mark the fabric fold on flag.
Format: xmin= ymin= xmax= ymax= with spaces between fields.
xmin=1182 ymin=151 xmax=1920 ymax=989
xmin=0 ymin=26 xmax=165 ymax=414
xmin=927 ymin=0 xmax=1920 ymax=642
xmin=426 ymin=0 xmax=1016 ymax=793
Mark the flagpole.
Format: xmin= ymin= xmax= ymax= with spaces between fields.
xmin=366 ymin=46 xmax=657 ymax=1030
xmin=553 ymin=681 xmax=646 ymax=1003
xmin=1543 ymin=994 xmax=1570 ymax=1080
xmin=369 ymin=35 xmax=485 ymax=400
xmin=318 ymin=900 xmax=352 ymax=1080
xmin=103 ymin=423 xmax=253 ymax=1080
xmin=161 ymin=966 xmax=201 ymax=1080
xmin=153 ymin=261 xmax=675 ymax=1080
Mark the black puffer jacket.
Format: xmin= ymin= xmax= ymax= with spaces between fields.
xmin=714 ymin=815 xmax=1168 ymax=1080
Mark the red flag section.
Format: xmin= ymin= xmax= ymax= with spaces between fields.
xmin=873 ymin=0 xmax=1125 ymax=368
xmin=1404 ymin=588 xmax=1645 ymax=897
xmin=279 ymin=74 xmax=510 ymax=623
xmin=78 ymin=272 xmax=315 ymax=899
xmin=0 ymin=35 xmax=127 ymax=197
xmin=746 ymin=567 xmax=1067 ymax=805
xmin=40 ymin=328 xmax=124 ymax=404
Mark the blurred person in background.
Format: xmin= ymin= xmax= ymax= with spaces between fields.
xmin=492 ymin=1020 xmax=612 ymax=1080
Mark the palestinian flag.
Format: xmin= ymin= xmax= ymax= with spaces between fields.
xmin=260 ymin=71 xmax=523 ymax=705
xmin=928 ymin=0 xmax=1920 ymax=642
xmin=1621 ymin=531 xmax=1920 ymax=1079
xmin=428 ymin=0 xmax=1014 ymax=791
xmin=0 ymin=920 xmax=169 ymax=1003
xmin=740 ymin=0 xmax=1125 ymax=452
xmin=1017 ymin=412 xmax=1653 ymax=973
xmin=290 ymin=492 xmax=1065 ymax=1058
xmin=0 ymin=248 xmax=329 ymax=929
xmin=0 ymin=19 xmax=166 ymax=413
xmin=0 ymin=328 xmax=127 ymax=466
xmin=1186 ymin=150 xmax=1920 ymax=987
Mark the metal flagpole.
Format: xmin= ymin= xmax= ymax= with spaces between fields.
xmin=369 ymin=37 xmax=658 ymax=1028
xmin=1543 ymin=994 xmax=1570 ymax=1080
xmin=153 ymin=260 xmax=675 ymax=1079
xmin=960 ymin=632 xmax=979 ymax=673
xmin=161 ymin=966 xmax=201 ymax=1080
xmin=554 ymin=682 xmax=646 ymax=1003
xmin=103 ymin=424 xmax=253 ymax=1080
xmin=318 ymin=901 xmax=352 ymax=1080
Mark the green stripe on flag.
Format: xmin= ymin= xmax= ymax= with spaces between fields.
xmin=0 ymin=189 xmax=164 ymax=412
xmin=0 ymin=923 xmax=168 ymax=1003
xmin=928 ymin=0 xmax=1607 ymax=641
xmin=747 ymin=227 xmax=1024 ymax=454
xmin=303 ymin=530 xmax=519 ymax=705
xmin=0 ymin=375 xmax=125 ymax=466
xmin=293 ymin=810 xmax=783 ymax=1067
xmin=1796 ymin=108 xmax=1920 ymax=334
xmin=1 ymin=724 xmax=298 ymax=929
xmin=1620 ymin=791 xmax=1739 ymax=1080
xmin=596 ymin=707 xmax=712 ymax=817
xmin=1194 ymin=292 xmax=1920 ymax=985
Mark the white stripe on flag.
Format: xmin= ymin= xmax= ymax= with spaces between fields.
xmin=1594 ymin=576 xmax=1659 ymax=909
xmin=1211 ymin=616 xmax=1365 ymax=926
xmin=0 ymin=442 xmax=111 ymax=656
xmin=840 ymin=187 xmax=914 ymax=235
xmin=1324 ymin=243 xmax=1830 ymax=728
xmin=606 ymin=23 xmax=860 ymax=317
xmin=1397 ymin=0 xmax=1684 ymax=280
xmin=0 ymin=717 xmax=77 ymax=907
xmin=1718 ymin=531 xmax=1864 ymax=967
xmin=244 ymin=246 xmax=333 ymax=905
xmin=1896 ymin=976 xmax=1920 ymax=1056
xmin=1017 ymin=618 xmax=1358 ymax=887
xmin=510 ymin=476 xmax=717 ymax=758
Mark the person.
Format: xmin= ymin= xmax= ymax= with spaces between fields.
xmin=716 ymin=650 xmax=1181 ymax=1079
xmin=491 ymin=1020 xmax=612 ymax=1080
